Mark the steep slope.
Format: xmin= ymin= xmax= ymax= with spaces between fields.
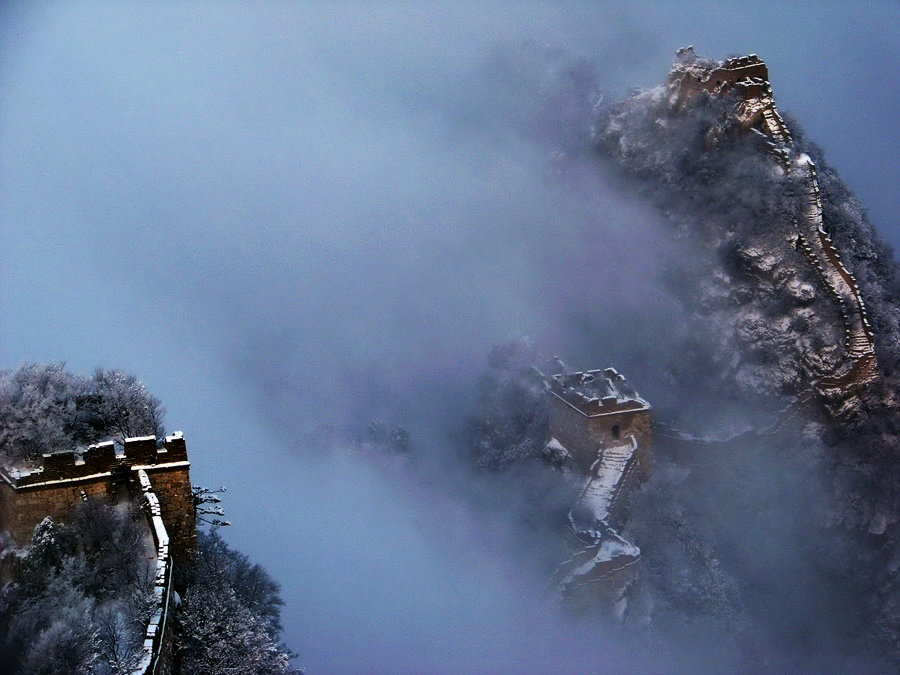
xmin=598 ymin=49 xmax=895 ymax=422
xmin=595 ymin=49 xmax=899 ymax=665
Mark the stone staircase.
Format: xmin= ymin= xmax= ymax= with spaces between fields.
xmin=791 ymin=157 xmax=877 ymax=389
xmin=848 ymin=334 xmax=874 ymax=358
xmin=761 ymin=104 xmax=792 ymax=146
xmin=573 ymin=436 xmax=639 ymax=526
xmin=554 ymin=437 xmax=643 ymax=604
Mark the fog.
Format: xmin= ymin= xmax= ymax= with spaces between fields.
xmin=1 ymin=2 xmax=897 ymax=672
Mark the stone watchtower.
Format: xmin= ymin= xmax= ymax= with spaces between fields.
xmin=0 ymin=432 xmax=196 ymax=558
xmin=547 ymin=368 xmax=652 ymax=480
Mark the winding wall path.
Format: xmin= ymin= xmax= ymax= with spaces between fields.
xmin=552 ymin=436 xmax=642 ymax=600
xmin=747 ymin=86 xmax=878 ymax=421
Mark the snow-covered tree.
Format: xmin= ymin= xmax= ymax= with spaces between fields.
xmin=361 ymin=421 xmax=411 ymax=455
xmin=0 ymin=510 xmax=153 ymax=674
xmin=177 ymin=531 xmax=297 ymax=673
xmin=94 ymin=600 xmax=147 ymax=674
xmin=192 ymin=485 xmax=230 ymax=528
xmin=466 ymin=340 xmax=551 ymax=470
xmin=0 ymin=363 xmax=165 ymax=465
xmin=0 ymin=363 xmax=79 ymax=462
xmin=89 ymin=368 xmax=165 ymax=443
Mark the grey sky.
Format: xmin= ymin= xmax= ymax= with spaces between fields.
xmin=1 ymin=2 xmax=897 ymax=671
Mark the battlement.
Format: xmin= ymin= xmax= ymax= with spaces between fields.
xmin=722 ymin=54 xmax=767 ymax=77
xmin=1 ymin=432 xmax=188 ymax=489
xmin=549 ymin=368 xmax=650 ymax=417
xmin=0 ymin=432 xmax=195 ymax=557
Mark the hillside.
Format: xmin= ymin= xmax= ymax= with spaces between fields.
xmin=592 ymin=50 xmax=899 ymax=667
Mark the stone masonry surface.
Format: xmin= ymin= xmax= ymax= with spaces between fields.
xmin=0 ymin=432 xmax=196 ymax=558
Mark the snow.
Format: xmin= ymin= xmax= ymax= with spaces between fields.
xmin=4 ymin=470 xmax=111 ymax=489
xmin=5 ymin=466 xmax=41 ymax=480
xmin=130 ymin=460 xmax=190 ymax=472
xmin=559 ymin=529 xmax=641 ymax=586
xmin=131 ymin=469 xmax=174 ymax=675
xmin=555 ymin=435 xmax=645 ymax=592
xmin=572 ymin=437 xmax=638 ymax=523
xmin=124 ymin=434 xmax=157 ymax=443
xmin=545 ymin=437 xmax=567 ymax=453
xmin=596 ymin=535 xmax=640 ymax=561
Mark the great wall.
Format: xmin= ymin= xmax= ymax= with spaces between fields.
xmin=0 ymin=52 xmax=884 ymax=654
xmin=0 ymin=433 xmax=196 ymax=674
xmin=547 ymin=51 xmax=885 ymax=613
xmin=544 ymin=368 xmax=652 ymax=610
xmin=669 ymin=50 xmax=880 ymax=423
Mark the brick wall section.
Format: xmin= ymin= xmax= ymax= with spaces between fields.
xmin=0 ymin=477 xmax=112 ymax=543
xmin=0 ymin=433 xmax=196 ymax=560
xmin=142 ymin=466 xmax=196 ymax=556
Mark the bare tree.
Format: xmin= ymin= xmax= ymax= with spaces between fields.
xmin=192 ymin=485 xmax=231 ymax=528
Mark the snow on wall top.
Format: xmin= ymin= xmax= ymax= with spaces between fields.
xmin=0 ymin=434 xmax=189 ymax=488
xmin=549 ymin=368 xmax=650 ymax=416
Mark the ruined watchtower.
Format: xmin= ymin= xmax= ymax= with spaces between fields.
xmin=670 ymin=49 xmax=770 ymax=103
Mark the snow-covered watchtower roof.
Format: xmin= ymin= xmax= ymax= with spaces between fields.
xmin=549 ymin=368 xmax=650 ymax=417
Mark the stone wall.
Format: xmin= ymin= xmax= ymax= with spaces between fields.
xmin=0 ymin=438 xmax=195 ymax=674
xmin=134 ymin=469 xmax=176 ymax=675
xmin=143 ymin=465 xmax=196 ymax=556
xmin=0 ymin=434 xmax=196 ymax=559
xmin=0 ymin=476 xmax=111 ymax=543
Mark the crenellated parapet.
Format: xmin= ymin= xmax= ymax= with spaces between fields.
xmin=0 ymin=432 xmax=195 ymax=556
xmin=549 ymin=368 xmax=650 ymax=418
xmin=1 ymin=433 xmax=188 ymax=489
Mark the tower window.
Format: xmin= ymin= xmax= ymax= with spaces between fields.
xmin=611 ymin=425 xmax=620 ymax=440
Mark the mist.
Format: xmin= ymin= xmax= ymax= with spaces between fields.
xmin=1 ymin=2 xmax=897 ymax=672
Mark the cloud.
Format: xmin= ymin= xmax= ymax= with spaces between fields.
xmin=1 ymin=3 xmax=896 ymax=672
